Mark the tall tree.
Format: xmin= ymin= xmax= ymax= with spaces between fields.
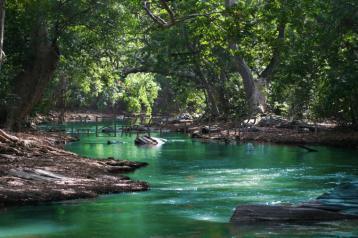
xmin=2 ymin=0 xmax=124 ymax=130
xmin=0 ymin=0 xmax=5 ymax=68
xmin=225 ymin=0 xmax=285 ymax=114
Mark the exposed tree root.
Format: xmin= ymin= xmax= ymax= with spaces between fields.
xmin=0 ymin=129 xmax=148 ymax=206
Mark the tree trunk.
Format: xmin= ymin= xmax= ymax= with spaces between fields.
xmin=217 ymin=70 xmax=231 ymax=115
xmin=204 ymin=83 xmax=220 ymax=117
xmin=230 ymin=46 xmax=267 ymax=113
xmin=193 ymin=61 xmax=220 ymax=117
xmin=5 ymin=22 xmax=59 ymax=130
xmin=225 ymin=0 xmax=266 ymax=114
xmin=0 ymin=0 xmax=5 ymax=68
xmin=58 ymin=74 xmax=67 ymax=124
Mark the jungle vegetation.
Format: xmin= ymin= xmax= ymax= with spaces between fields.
xmin=0 ymin=0 xmax=357 ymax=130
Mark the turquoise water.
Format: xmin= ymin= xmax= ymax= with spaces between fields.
xmin=0 ymin=125 xmax=357 ymax=237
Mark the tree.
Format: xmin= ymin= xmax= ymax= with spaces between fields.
xmin=0 ymin=0 xmax=5 ymax=68
xmin=1 ymin=0 xmax=128 ymax=130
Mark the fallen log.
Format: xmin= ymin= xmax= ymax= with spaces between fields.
xmin=0 ymin=129 xmax=19 ymax=143
xmin=135 ymin=135 xmax=157 ymax=146
xmin=8 ymin=168 xmax=68 ymax=182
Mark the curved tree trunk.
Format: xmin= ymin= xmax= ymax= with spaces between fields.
xmin=229 ymin=44 xmax=267 ymax=113
xmin=0 ymin=0 xmax=5 ymax=68
xmin=225 ymin=0 xmax=266 ymax=114
xmin=225 ymin=0 xmax=285 ymax=114
xmin=5 ymin=22 xmax=59 ymax=131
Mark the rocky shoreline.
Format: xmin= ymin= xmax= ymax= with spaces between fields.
xmin=0 ymin=129 xmax=148 ymax=206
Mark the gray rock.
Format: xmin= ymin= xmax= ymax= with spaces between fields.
xmin=231 ymin=181 xmax=358 ymax=224
xmin=230 ymin=205 xmax=358 ymax=223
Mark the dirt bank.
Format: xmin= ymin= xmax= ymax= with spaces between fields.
xmin=188 ymin=124 xmax=358 ymax=149
xmin=0 ymin=129 xmax=148 ymax=206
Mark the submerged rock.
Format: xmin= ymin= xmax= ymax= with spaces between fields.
xmin=107 ymin=140 xmax=124 ymax=145
xmin=231 ymin=181 xmax=358 ymax=224
xmin=315 ymin=181 xmax=358 ymax=215
xmin=230 ymin=205 xmax=358 ymax=223
xmin=102 ymin=127 xmax=115 ymax=133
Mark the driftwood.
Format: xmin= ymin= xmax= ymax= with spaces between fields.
xmin=0 ymin=129 xmax=19 ymax=143
xmin=135 ymin=135 xmax=158 ymax=146
xmin=100 ymin=159 xmax=148 ymax=173
xmin=8 ymin=168 xmax=68 ymax=182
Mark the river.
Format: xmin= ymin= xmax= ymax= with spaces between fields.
xmin=0 ymin=127 xmax=357 ymax=237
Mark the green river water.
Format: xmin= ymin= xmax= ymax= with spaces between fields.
xmin=0 ymin=125 xmax=358 ymax=237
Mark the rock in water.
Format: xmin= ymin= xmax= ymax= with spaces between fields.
xmin=315 ymin=181 xmax=358 ymax=215
xmin=102 ymin=127 xmax=115 ymax=133
xmin=231 ymin=181 xmax=358 ymax=224
xmin=230 ymin=205 xmax=358 ymax=223
xmin=107 ymin=140 xmax=123 ymax=145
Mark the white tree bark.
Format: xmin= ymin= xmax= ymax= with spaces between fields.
xmin=0 ymin=0 xmax=5 ymax=67
xmin=225 ymin=0 xmax=266 ymax=114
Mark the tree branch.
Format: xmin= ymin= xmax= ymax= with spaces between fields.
xmin=122 ymin=65 xmax=196 ymax=79
xmin=142 ymin=0 xmax=222 ymax=28
xmin=159 ymin=0 xmax=175 ymax=24
xmin=259 ymin=22 xmax=286 ymax=81
xmin=143 ymin=0 xmax=173 ymax=28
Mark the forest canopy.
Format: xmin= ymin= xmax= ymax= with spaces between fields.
xmin=0 ymin=0 xmax=357 ymax=129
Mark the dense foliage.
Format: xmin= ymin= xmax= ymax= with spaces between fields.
xmin=0 ymin=0 xmax=357 ymax=128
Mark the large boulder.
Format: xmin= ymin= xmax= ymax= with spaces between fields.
xmin=231 ymin=181 xmax=358 ymax=224
xmin=316 ymin=181 xmax=358 ymax=215
xmin=230 ymin=205 xmax=357 ymax=223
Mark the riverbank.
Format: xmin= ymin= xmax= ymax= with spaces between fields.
xmin=0 ymin=129 xmax=148 ymax=206
xmin=31 ymin=111 xmax=358 ymax=148
xmin=189 ymin=126 xmax=358 ymax=149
